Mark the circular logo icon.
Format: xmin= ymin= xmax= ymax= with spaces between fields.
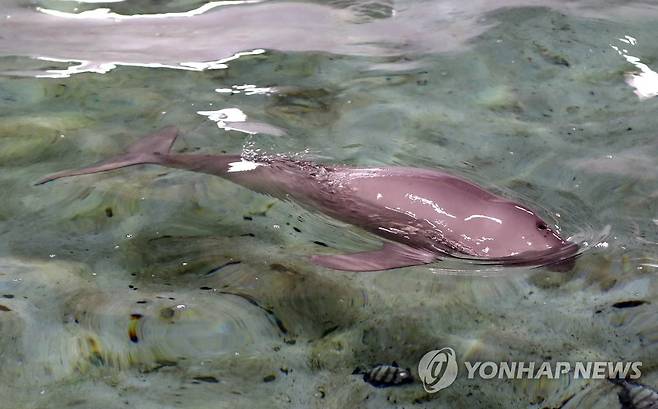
xmin=418 ymin=347 xmax=458 ymax=393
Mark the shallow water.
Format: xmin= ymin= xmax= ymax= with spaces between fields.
xmin=0 ymin=0 xmax=657 ymax=408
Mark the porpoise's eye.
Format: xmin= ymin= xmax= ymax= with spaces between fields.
xmin=536 ymin=221 xmax=548 ymax=230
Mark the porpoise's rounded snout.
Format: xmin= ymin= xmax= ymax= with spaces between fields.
xmin=545 ymin=241 xmax=580 ymax=272
xmin=501 ymin=241 xmax=580 ymax=271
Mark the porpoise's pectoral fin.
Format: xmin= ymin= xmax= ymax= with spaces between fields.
xmin=35 ymin=126 xmax=179 ymax=185
xmin=311 ymin=242 xmax=437 ymax=272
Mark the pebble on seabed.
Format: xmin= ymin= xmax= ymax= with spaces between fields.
xmin=354 ymin=363 xmax=414 ymax=388
xmin=610 ymin=379 xmax=658 ymax=409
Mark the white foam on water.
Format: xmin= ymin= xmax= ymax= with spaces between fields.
xmin=611 ymin=37 xmax=658 ymax=100
xmin=227 ymin=160 xmax=263 ymax=173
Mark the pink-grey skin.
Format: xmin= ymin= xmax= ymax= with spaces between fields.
xmin=36 ymin=127 xmax=578 ymax=272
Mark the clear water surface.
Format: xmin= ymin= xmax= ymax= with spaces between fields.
xmin=0 ymin=0 xmax=656 ymax=408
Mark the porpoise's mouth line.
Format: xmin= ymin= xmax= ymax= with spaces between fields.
xmin=445 ymin=242 xmax=581 ymax=268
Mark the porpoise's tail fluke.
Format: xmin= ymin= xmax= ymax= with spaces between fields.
xmin=36 ymin=126 xmax=179 ymax=185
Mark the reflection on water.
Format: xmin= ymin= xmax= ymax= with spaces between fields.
xmin=0 ymin=0 xmax=657 ymax=408
xmin=610 ymin=36 xmax=658 ymax=100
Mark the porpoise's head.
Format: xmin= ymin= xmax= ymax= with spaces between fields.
xmin=471 ymin=201 xmax=579 ymax=268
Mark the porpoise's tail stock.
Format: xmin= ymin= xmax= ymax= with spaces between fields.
xmin=36 ymin=126 xmax=179 ymax=185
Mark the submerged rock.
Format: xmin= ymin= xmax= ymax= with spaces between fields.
xmin=611 ymin=379 xmax=658 ymax=409
xmin=353 ymin=362 xmax=413 ymax=388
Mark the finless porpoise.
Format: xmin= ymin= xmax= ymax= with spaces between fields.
xmin=37 ymin=127 xmax=578 ymax=271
